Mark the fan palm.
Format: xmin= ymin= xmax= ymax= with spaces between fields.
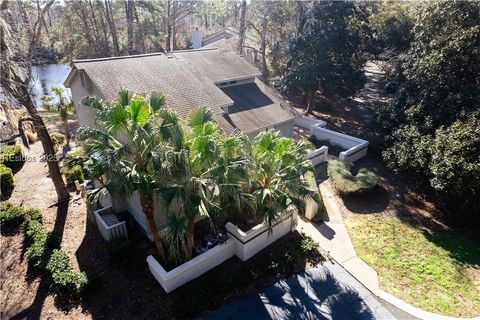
xmin=250 ymin=130 xmax=318 ymax=229
xmin=52 ymin=86 xmax=72 ymax=146
xmin=77 ymin=89 xmax=170 ymax=261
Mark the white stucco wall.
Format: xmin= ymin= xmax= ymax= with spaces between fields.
xmin=247 ymin=119 xmax=295 ymax=140
xmin=69 ymin=74 xmax=96 ymax=128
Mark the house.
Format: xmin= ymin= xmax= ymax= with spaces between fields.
xmin=192 ymin=26 xmax=258 ymax=64
xmin=64 ymin=48 xmax=298 ymax=140
xmin=64 ymin=47 xmax=299 ymax=235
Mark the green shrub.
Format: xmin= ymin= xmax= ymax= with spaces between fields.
xmin=304 ymin=170 xmax=326 ymax=220
xmin=23 ymin=219 xmax=44 ymax=242
xmin=46 ymin=249 xmax=88 ymax=295
xmin=24 ymin=231 xmax=51 ymax=269
xmin=1 ymin=202 xmax=42 ymax=227
xmin=63 ymin=164 xmax=84 ymax=184
xmin=0 ymin=145 xmax=24 ymax=171
xmin=50 ymin=132 xmax=66 ymax=147
xmin=328 ymin=160 xmax=378 ymax=195
xmin=0 ymin=164 xmax=14 ymax=199
xmin=299 ymin=236 xmax=318 ymax=255
xmin=64 ymin=149 xmax=86 ymax=170
xmin=1 ymin=200 xmax=23 ymax=225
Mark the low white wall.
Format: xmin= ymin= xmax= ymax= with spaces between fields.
xmin=305 ymin=197 xmax=318 ymax=220
xmin=226 ymin=207 xmax=297 ymax=261
xmin=94 ymin=206 xmax=128 ymax=241
xmin=305 ymin=146 xmax=328 ymax=166
xmin=147 ymin=207 xmax=298 ymax=293
xmin=311 ymin=127 xmax=368 ymax=162
xmin=147 ymin=239 xmax=236 ymax=293
xmin=294 ymin=116 xmax=327 ymax=131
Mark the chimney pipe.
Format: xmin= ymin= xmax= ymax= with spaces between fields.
xmin=192 ymin=26 xmax=202 ymax=49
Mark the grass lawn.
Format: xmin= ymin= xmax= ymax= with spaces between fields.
xmin=345 ymin=215 xmax=480 ymax=317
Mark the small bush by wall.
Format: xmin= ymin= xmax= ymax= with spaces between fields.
xmin=64 ymin=164 xmax=84 ymax=184
xmin=304 ymin=170 xmax=326 ymax=220
xmin=50 ymin=132 xmax=66 ymax=148
xmin=0 ymin=145 xmax=24 ymax=171
xmin=328 ymin=160 xmax=378 ymax=195
xmin=0 ymin=165 xmax=14 ymax=199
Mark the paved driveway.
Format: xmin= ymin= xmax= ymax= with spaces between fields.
xmin=202 ymin=262 xmax=395 ymax=320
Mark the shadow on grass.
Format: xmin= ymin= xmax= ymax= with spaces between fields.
xmin=422 ymin=229 xmax=480 ymax=267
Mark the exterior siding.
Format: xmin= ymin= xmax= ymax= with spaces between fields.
xmin=69 ymin=75 xmax=96 ymax=128
xmin=247 ymin=119 xmax=295 ymax=140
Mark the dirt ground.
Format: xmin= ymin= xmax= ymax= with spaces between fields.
xmin=0 ymin=111 xmax=326 ymax=320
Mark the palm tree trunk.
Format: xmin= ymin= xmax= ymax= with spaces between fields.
xmin=63 ymin=116 xmax=71 ymax=146
xmin=140 ymin=192 xmax=166 ymax=262
xmin=186 ymin=217 xmax=194 ymax=259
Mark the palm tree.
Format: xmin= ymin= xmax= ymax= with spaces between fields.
xmin=52 ymin=86 xmax=71 ymax=146
xmin=77 ymin=89 xmax=170 ymax=261
xmin=250 ymin=130 xmax=318 ymax=229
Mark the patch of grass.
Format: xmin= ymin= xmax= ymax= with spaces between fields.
xmin=345 ymin=215 xmax=480 ymax=317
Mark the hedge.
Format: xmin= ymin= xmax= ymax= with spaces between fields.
xmin=0 ymin=145 xmax=24 ymax=171
xmin=10 ymin=201 xmax=90 ymax=296
xmin=0 ymin=201 xmax=42 ymax=227
xmin=0 ymin=164 xmax=14 ymax=199
xmin=328 ymin=160 xmax=378 ymax=195
xmin=304 ymin=170 xmax=326 ymax=220
xmin=46 ymin=250 xmax=88 ymax=295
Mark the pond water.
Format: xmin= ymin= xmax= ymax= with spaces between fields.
xmin=30 ymin=64 xmax=72 ymax=108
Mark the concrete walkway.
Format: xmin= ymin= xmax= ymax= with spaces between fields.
xmin=296 ymin=180 xmax=381 ymax=296
xmin=202 ymin=263 xmax=395 ymax=320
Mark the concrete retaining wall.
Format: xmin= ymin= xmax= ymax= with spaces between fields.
xmin=147 ymin=207 xmax=297 ymax=293
xmin=311 ymin=127 xmax=368 ymax=162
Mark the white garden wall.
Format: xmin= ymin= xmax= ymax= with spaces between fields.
xmin=226 ymin=207 xmax=297 ymax=261
xmin=310 ymin=126 xmax=368 ymax=162
xmin=147 ymin=207 xmax=298 ymax=293
xmin=294 ymin=116 xmax=327 ymax=132
xmin=147 ymin=239 xmax=236 ymax=293
xmin=94 ymin=206 xmax=128 ymax=241
xmin=305 ymin=146 xmax=328 ymax=166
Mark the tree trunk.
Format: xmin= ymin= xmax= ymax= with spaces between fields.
xmin=305 ymin=91 xmax=314 ymax=114
xmin=104 ymin=0 xmax=119 ymax=55
xmin=0 ymin=0 xmax=69 ymax=202
xmin=236 ymin=0 xmax=247 ymax=54
xmin=125 ymin=0 xmax=134 ymax=54
xmin=140 ymin=192 xmax=167 ymax=262
xmin=260 ymin=16 xmax=268 ymax=82
xmin=165 ymin=0 xmax=172 ymax=52
xmin=186 ymin=217 xmax=194 ymax=259
xmin=27 ymin=99 xmax=70 ymax=200
xmin=63 ymin=116 xmax=71 ymax=146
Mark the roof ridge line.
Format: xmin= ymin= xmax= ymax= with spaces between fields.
xmin=170 ymin=47 xmax=218 ymax=54
xmin=72 ymin=51 xmax=166 ymax=63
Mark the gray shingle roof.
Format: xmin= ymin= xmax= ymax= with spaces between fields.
xmin=71 ymin=53 xmax=232 ymax=117
xmin=66 ymin=49 xmax=297 ymax=134
xmin=219 ymin=79 xmax=299 ymax=134
xmin=172 ymin=49 xmax=261 ymax=83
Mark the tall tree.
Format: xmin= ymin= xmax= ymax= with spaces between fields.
xmin=376 ymin=1 xmax=480 ymax=218
xmin=283 ymin=1 xmax=366 ymax=113
xmin=0 ymin=0 xmax=70 ymax=201
xmin=236 ymin=0 xmax=247 ymax=54
xmin=125 ymin=0 xmax=135 ymax=54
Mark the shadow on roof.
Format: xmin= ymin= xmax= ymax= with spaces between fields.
xmin=221 ymin=82 xmax=274 ymax=113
